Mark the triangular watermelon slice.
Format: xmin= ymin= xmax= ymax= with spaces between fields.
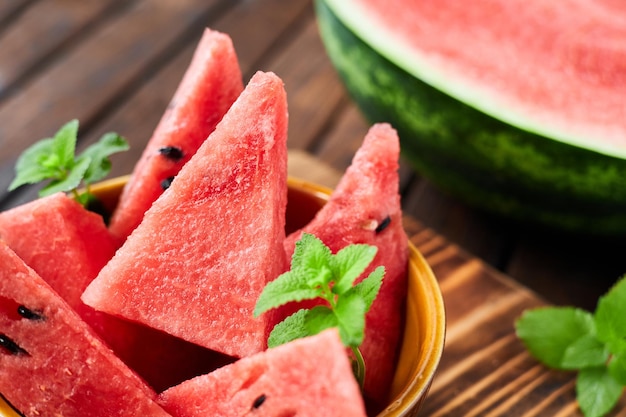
xmin=282 ymin=123 xmax=408 ymax=411
xmin=0 ymin=240 xmax=171 ymax=417
xmin=108 ymin=28 xmax=244 ymax=244
xmin=82 ymin=71 xmax=289 ymax=359
xmin=0 ymin=193 xmax=232 ymax=393
xmin=157 ymin=329 xmax=367 ymax=417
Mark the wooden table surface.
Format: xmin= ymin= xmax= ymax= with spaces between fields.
xmin=0 ymin=0 xmax=625 ymax=416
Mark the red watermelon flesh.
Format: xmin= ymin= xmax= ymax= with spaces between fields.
xmin=0 ymin=193 xmax=233 ymax=393
xmin=158 ymin=329 xmax=367 ymax=417
xmin=82 ymin=71 xmax=289 ymax=359
xmin=108 ymin=28 xmax=244 ymax=245
xmin=0 ymin=192 xmax=116 ymax=313
xmin=282 ymin=123 xmax=408 ymax=411
xmin=345 ymin=0 xmax=626 ymax=149
xmin=0 ymin=241 xmax=172 ymax=417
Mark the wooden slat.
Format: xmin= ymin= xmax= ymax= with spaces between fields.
xmin=0 ymin=0 xmax=124 ymax=99
xmin=82 ymin=0 xmax=311 ymax=178
xmin=0 ymin=0 xmax=30 ymax=24
xmin=218 ymin=0 xmax=311 ymax=77
xmin=288 ymin=149 xmax=342 ymax=189
xmin=313 ymin=101 xmax=416 ymax=187
xmin=265 ymin=12 xmax=346 ymax=150
xmin=314 ymin=102 xmax=370 ymax=169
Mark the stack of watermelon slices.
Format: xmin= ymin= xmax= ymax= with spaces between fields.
xmin=0 ymin=27 xmax=408 ymax=417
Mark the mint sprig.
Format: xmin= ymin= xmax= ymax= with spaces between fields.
xmin=254 ymin=233 xmax=384 ymax=387
xmin=8 ymin=119 xmax=129 ymax=206
xmin=515 ymin=275 xmax=626 ymax=417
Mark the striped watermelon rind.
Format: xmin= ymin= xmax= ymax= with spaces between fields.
xmin=315 ymin=0 xmax=626 ymax=234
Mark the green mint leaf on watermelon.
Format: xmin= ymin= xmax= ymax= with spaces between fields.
xmin=349 ymin=266 xmax=384 ymax=313
xmin=267 ymin=309 xmax=310 ymax=347
xmin=255 ymin=232 xmax=385 ymax=389
xmin=8 ymin=119 xmax=128 ymax=208
xmin=515 ymin=275 xmax=626 ymax=417
xmin=332 ymin=243 xmax=378 ymax=294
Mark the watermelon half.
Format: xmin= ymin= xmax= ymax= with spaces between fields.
xmin=158 ymin=329 xmax=367 ymax=417
xmin=316 ymin=0 xmax=626 ymax=234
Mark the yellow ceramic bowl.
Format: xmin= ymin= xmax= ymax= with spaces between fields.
xmin=0 ymin=176 xmax=445 ymax=417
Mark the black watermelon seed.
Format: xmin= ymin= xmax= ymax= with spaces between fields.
xmin=0 ymin=333 xmax=28 ymax=356
xmin=158 ymin=146 xmax=184 ymax=161
xmin=375 ymin=215 xmax=391 ymax=234
xmin=17 ymin=305 xmax=44 ymax=321
xmin=251 ymin=394 xmax=266 ymax=410
xmin=161 ymin=176 xmax=175 ymax=190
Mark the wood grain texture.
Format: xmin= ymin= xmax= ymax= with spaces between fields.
xmin=0 ymin=0 xmax=125 ymax=99
xmin=0 ymin=0 xmax=30 ymax=26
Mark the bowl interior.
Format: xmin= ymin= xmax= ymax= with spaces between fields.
xmin=0 ymin=176 xmax=445 ymax=417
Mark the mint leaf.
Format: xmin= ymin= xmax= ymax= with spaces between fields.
xmin=561 ymin=334 xmax=609 ymax=370
xmin=515 ymin=307 xmax=595 ymax=369
xmin=595 ymin=276 xmax=626 ymax=354
xmin=8 ymin=139 xmax=57 ymax=190
xmin=334 ymin=292 xmax=366 ymax=347
xmin=305 ymin=305 xmax=338 ymax=336
xmin=332 ymin=244 xmax=378 ymax=294
xmin=9 ymin=119 xmax=128 ymax=208
xmin=290 ymin=233 xmax=333 ymax=287
xmin=267 ymin=309 xmax=309 ymax=348
xmin=349 ymin=266 xmax=384 ymax=313
xmin=39 ymin=156 xmax=91 ymax=197
xmin=53 ymin=119 xmax=79 ymax=168
xmin=517 ymin=275 xmax=626 ymax=417
xmin=81 ymin=132 xmax=129 ymax=184
xmin=608 ymin=353 xmax=626 ymax=385
xmin=257 ymin=233 xmax=386 ymax=388
xmin=254 ymin=271 xmax=320 ymax=317
xmin=577 ymin=367 xmax=623 ymax=417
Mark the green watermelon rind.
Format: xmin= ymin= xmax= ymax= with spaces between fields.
xmin=315 ymin=0 xmax=626 ymax=234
